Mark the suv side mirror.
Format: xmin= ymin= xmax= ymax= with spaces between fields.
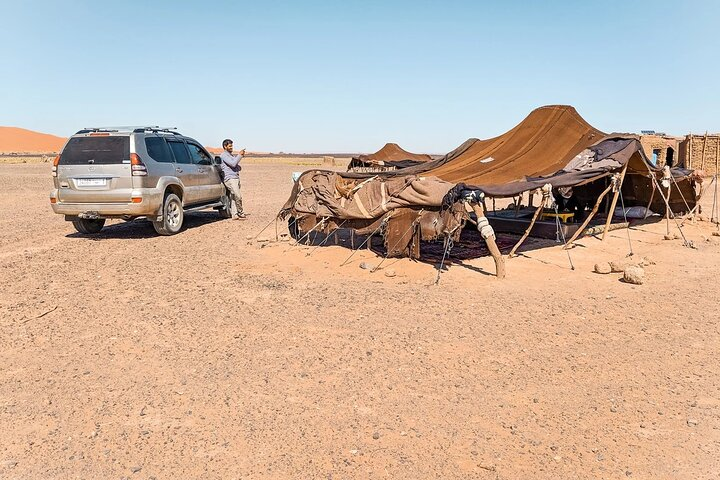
xmin=214 ymin=156 xmax=222 ymax=165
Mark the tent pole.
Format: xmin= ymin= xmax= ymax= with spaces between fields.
xmin=602 ymin=163 xmax=629 ymax=241
xmin=508 ymin=193 xmax=546 ymax=258
xmin=644 ymin=177 xmax=656 ymax=220
xmin=665 ymin=183 xmax=672 ymax=236
xmin=470 ymin=203 xmax=506 ymax=279
xmin=564 ymin=182 xmax=614 ymax=249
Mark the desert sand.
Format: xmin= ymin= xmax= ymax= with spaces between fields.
xmin=0 ymin=162 xmax=719 ymax=479
xmin=0 ymin=127 xmax=66 ymax=153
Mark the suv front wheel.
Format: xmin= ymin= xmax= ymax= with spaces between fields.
xmin=72 ymin=218 xmax=105 ymax=234
xmin=153 ymin=193 xmax=184 ymax=235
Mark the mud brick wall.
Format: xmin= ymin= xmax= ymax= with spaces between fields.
xmin=679 ymin=135 xmax=720 ymax=175
xmin=639 ymin=135 xmax=681 ymax=168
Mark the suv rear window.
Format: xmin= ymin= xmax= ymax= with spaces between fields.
xmin=59 ymin=136 xmax=130 ymax=165
xmin=145 ymin=137 xmax=174 ymax=163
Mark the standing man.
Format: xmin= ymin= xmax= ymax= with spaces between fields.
xmin=220 ymin=139 xmax=248 ymax=219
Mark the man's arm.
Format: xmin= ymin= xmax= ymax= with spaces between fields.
xmin=220 ymin=151 xmax=240 ymax=168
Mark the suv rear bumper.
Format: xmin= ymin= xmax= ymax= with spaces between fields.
xmin=50 ymin=188 xmax=162 ymax=218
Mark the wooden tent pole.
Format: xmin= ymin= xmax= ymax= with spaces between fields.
xmin=508 ymin=196 xmax=546 ymax=258
xmin=564 ymin=182 xmax=614 ymax=248
xmin=602 ymin=163 xmax=629 ymax=241
xmin=471 ymin=203 xmax=506 ymax=279
xmin=644 ymin=179 xmax=656 ymax=219
xmin=665 ymin=181 xmax=672 ymax=235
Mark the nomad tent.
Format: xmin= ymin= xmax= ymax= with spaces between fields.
xmin=281 ymin=105 xmax=700 ymax=277
xmin=347 ymin=143 xmax=434 ymax=171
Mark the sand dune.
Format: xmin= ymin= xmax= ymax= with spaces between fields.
xmin=0 ymin=126 xmax=67 ymax=153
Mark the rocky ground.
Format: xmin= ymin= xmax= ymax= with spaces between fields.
xmin=1 ymin=162 xmax=719 ymax=479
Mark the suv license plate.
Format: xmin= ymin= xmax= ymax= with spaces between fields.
xmin=77 ymin=178 xmax=107 ymax=187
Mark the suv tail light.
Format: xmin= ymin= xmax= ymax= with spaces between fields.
xmin=51 ymin=155 xmax=60 ymax=177
xmin=130 ymin=153 xmax=147 ymax=176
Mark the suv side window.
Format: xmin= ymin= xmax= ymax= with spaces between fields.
xmin=167 ymin=140 xmax=192 ymax=164
xmin=145 ymin=137 xmax=174 ymax=163
xmin=187 ymin=143 xmax=212 ymax=165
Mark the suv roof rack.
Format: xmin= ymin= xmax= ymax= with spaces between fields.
xmin=74 ymin=126 xmax=182 ymax=135
xmin=132 ymin=127 xmax=182 ymax=135
xmin=76 ymin=127 xmax=121 ymax=134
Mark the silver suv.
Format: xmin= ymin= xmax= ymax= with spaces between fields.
xmin=50 ymin=127 xmax=232 ymax=235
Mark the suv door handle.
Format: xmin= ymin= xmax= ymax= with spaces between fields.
xmin=175 ymin=168 xmax=183 ymax=173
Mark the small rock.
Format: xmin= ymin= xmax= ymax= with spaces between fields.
xmin=609 ymin=260 xmax=631 ymax=273
xmin=553 ymin=455 xmax=562 ymax=462
xmin=2 ymin=460 xmax=18 ymax=468
xmin=88 ymin=431 xmax=98 ymax=439
xmin=349 ymin=449 xmax=359 ymax=455
xmin=130 ymin=466 xmax=142 ymax=473
xmin=594 ymin=262 xmax=612 ymax=274
xmin=687 ymin=418 xmax=699 ymax=427
xmin=610 ymin=405 xmax=618 ymax=413
xmin=372 ymin=432 xmax=380 ymax=440
xmin=384 ymin=269 xmax=396 ymax=278
xmin=713 ymin=231 xmax=720 ymax=237
xmin=639 ymin=256 xmax=656 ymax=266
xmin=623 ymin=266 xmax=645 ymax=285
xmin=256 ymin=237 xmax=269 ymax=243
xmin=245 ymin=235 xmax=253 ymax=240
xmin=359 ymin=262 xmax=374 ymax=270
xmin=400 ymin=431 xmax=407 ymax=436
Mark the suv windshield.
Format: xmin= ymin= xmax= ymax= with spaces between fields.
xmin=59 ymin=136 xmax=130 ymax=165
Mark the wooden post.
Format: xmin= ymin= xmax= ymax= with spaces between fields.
xmin=701 ymin=132 xmax=708 ymax=172
xmin=602 ymin=163 xmax=629 ymax=241
xmin=508 ymin=197 xmax=545 ymax=258
xmin=411 ymin=224 xmax=421 ymax=259
xmin=688 ymin=133 xmax=693 ymax=169
xmin=665 ymin=183 xmax=672 ymax=235
xmin=471 ymin=204 xmax=506 ymax=279
xmin=564 ymin=182 xmax=614 ymax=248
xmin=644 ymin=180 xmax=656 ymax=220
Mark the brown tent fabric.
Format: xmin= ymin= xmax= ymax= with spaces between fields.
xmin=281 ymin=105 xmax=700 ymax=258
xmin=348 ymin=143 xmax=434 ymax=170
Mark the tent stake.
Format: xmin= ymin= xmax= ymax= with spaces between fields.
xmin=564 ymin=181 xmax=614 ymax=248
xmin=602 ymin=163 xmax=629 ymax=241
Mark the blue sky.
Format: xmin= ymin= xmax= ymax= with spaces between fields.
xmin=1 ymin=0 xmax=718 ymax=153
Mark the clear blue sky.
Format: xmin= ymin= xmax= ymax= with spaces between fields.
xmin=1 ymin=0 xmax=718 ymax=153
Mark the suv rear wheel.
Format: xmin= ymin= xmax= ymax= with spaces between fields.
xmin=152 ymin=193 xmax=184 ymax=235
xmin=72 ymin=218 xmax=106 ymax=234
xmin=217 ymin=190 xmax=233 ymax=219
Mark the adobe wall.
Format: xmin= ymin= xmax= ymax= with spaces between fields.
xmin=639 ymin=135 xmax=682 ymax=168
xmin=679 ymin=135 xmax=720 ymax=175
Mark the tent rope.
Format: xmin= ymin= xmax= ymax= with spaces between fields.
xmin=340 ymin=212 xmax=393 ymax=266
xmin=286 ymin=216 xmax=328 ymax=251
xmin=306 ymin=218 xmax=349 ymax=256
xmin=649 ymin=174 xmax=695 ymax=248
xmin=250 ymin=213 xmax=281 ymax=243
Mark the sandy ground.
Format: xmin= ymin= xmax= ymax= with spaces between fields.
xmin=1 ymin=162 xmax=719 ymax=479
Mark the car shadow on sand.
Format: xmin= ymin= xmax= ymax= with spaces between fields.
xmin=65 ymin=212 xmax=226 ymax=240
